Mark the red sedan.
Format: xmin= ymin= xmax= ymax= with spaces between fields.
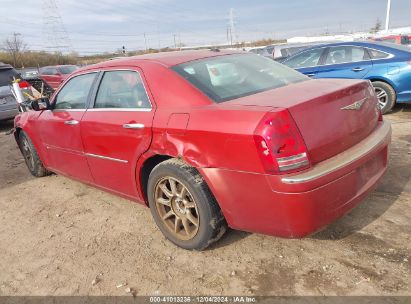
xmin=39 ymin=65 xmax=79 ymax=89
xmin=14 ymin=50 xmax=391 ymax=250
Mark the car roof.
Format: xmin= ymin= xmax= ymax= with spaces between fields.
xmin=0 ymin=62 xmax=13 ymax=70
xmin=289 ymin=41 xmax=411 ymax=56
xmin=84 ymin=50 xmax=242 ymax=70
xmin=42 ymin=65 xmax=76 ymax=69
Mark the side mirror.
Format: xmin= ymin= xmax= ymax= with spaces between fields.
xmin=31 ymin=98 xmax=51 ymax=111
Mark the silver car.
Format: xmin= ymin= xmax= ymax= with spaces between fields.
xmin=0 ymin=63 xmax=19 ymax=121
xmin=252 ymin=43 xmax=331 ymax=61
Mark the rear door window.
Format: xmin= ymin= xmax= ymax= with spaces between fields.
xmin=324 ymin=46 xmax=369 ymax=65
xmin=94 ymin=70 xmax=151 ymax=109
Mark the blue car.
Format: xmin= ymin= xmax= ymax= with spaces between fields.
xmin=282 ymin=41 xmax=411 ymax=114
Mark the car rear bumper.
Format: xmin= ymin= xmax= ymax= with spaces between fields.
xmin=0 ymin=108 xmax=19 ymax=121
xmin=200 ymin=121 xmax=391 ymax=237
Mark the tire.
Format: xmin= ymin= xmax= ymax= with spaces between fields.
xmin=19 ymin=131 xmax=49 ymax=177
xmin=147 ymin=158 xmax=227 ymax=250
xmin=372 ymin=81 xmax=396 ymax=114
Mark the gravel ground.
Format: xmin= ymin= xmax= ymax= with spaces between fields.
xmin=0 ymin=105 xmax=410 ymax=296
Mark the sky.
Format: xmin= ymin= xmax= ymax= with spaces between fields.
xmin=0 ymin=0 xmax=410 ymax=55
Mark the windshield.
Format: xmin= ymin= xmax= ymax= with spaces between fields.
xmin=172 ymin=54 xmax=308 ymax=103
xmin=59 ymin=66 xmax=78 ymax=74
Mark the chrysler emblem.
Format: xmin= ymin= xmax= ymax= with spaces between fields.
xmin=341 ymin=98 xmax=366 ymax=111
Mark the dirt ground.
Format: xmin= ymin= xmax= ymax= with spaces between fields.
xmin=0 ymin=106 xmax=410 ymax=296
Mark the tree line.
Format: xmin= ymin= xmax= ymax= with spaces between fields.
xmin=1 ymin=33 xmax=286 ymax=69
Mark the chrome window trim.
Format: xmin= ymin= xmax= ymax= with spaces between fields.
xmin=92 ymin=68 xmax=153 ymax=112
xmin=85 ymin=153 xmax=128 ymax=164
xmin=281 ymin=122 xmax=391 ymax=184
xmin=52 ymin=109 xmax=85 ymax=112
xmin=285 ymin=45 xmax=394 ymax=70
xmin=87 ymin=107 xmax=151 ymax=112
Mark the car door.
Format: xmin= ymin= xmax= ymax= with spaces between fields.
xmin=282 ymin=47 xmax=325 ymax=78
xmin=80 ymin=68 xmax=154 ymax=198
xmin=314 ymin=45 xmax=373 ymax=79
xmin=37 ymin=72 xmax=98 ymax=182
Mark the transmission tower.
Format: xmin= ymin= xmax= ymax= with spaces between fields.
xmin=228 ymin=8 xmax=236 ymax=45
xmin=42 ymin=0 xmax=72 ymax=53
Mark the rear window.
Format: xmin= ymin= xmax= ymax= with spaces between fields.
xmin=59 ymin=66 xmax=78 ymax=74
xmin=265 ymin=46 xmax=275 ymax=54
xmin=172 ymin=54 xmax=308 ymax=103
xmin=285 ymin=46 xmax=309 ymax=56
xmin=0 ymin=68 xmax=20 ymax=87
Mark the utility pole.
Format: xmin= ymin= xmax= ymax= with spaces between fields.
xmin=173 ymin=34 xmax=177 ymax=49
xmin=144 ymin=33 xmax=148 ymax=51
xmin=385 ymin=0 xmax=391 ymax=32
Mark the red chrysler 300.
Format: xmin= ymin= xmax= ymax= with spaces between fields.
xmin=14 ymin=50 xmax=391 ymax=250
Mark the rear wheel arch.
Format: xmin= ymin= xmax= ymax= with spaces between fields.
xmin=139 ymin=155 xmax=223 ymax=210
xmin=146 ymin=157 xmax=227 ymax=250
xmin=139 ymin=154 xmax=173 ymax=204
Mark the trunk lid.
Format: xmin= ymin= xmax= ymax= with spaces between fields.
xmin=224 ymin=79 xmax=379 ymax=164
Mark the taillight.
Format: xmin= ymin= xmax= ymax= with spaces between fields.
xmin=254 ymin=109 xmax=310 ymax=174
xmin=18 ymin=81 xmax=30 ymax=88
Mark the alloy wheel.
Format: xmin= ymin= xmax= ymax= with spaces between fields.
xmin=374 ymin=87 xmax=388 ymax=109
xmin=154 ymin=176 xmax=199 ymax=241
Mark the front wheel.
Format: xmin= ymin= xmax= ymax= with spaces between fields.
xmin=147 ymin=159 xmax=227 ymax=250
xmin=372 ymin=81 xmax=396 ymax=114
xmin=19 ymin=131 xmax=49 ymax=177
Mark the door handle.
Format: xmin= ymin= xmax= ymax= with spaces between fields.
xmin=306 ymin=73 xmax=316 ymax=77
xmin=64 ymin=120 xmax=79 ymax=125
xmin=123 ymin=123 xmax=145 ymax=129
xmin=352 ymin=67 xmax=364 ymax=72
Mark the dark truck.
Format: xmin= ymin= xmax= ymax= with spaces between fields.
xmin=0 ymin=63 xmax=19 ymax=121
